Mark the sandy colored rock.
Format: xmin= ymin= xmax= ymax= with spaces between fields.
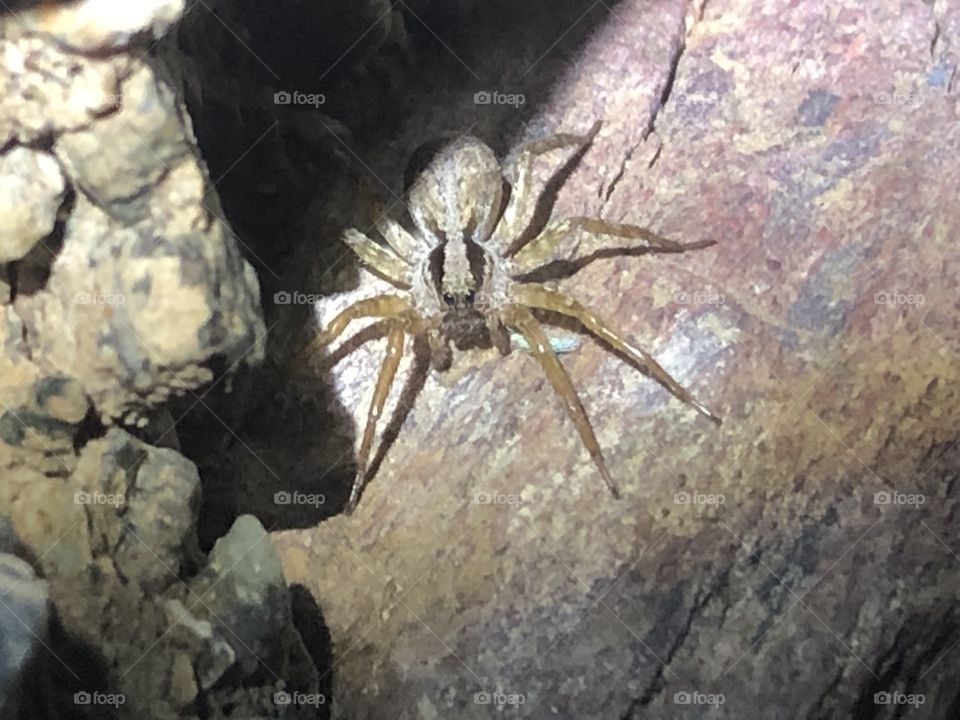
xmin=0 ymin=146 xmax=65 ymax=263
xmin=20 ymin=0 xmax=185 ymax=53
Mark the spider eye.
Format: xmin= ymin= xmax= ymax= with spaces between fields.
xmin=465 ymin=290 xmax=476 ymax=304
xmin=442 ymin=292 xmax=455 ymax=306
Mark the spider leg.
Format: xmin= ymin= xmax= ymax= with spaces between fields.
xmin=512 ymin=283 xmax=721 ymax=425
xmin=500 ymin=303 xmax=620 ymax=498
xmin=377 ymin=216 xmax=433 ymax=259
xmin=344 ymin=228 xmax=411 ymax=288
xmin=346 ymin=321 xmax=406 ymax=513
xmin=315 ymin=294 xmax=415 ymax=347
xmin=511 ymin=216 xmax=705 ymax=269
xmin=494 ymin=121 xmax=602 ymax=249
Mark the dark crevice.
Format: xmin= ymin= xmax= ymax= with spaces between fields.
xmin=627 ymin=566 xmax=731 ymax=715
xmin=603 ymin=15 xmax=685 ymax=203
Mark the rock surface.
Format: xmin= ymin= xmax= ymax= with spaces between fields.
xmin=0 ymin=550 xmax=49 ymax=717
xmin=267 ymin=0 xmax=960 ymax=718
xmin=0 ymin=0 xmax=313 ymax=718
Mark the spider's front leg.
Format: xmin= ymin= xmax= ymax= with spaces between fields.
xmin=314 ymin=294 xmax=422 ymax=513
xmin=500 ymin=303 xmax=621 ymax=498
xmin=512 ymin=283 xmax=721 ymax=425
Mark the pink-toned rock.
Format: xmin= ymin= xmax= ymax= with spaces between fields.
xmin=271 ymin=0 xmax=960 ymax=717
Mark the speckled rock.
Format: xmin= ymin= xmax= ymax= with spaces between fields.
xmin=16 ymin=175 xmax=265 ymax=423
xmin=0 ymin=2 xmax=301 ymax=717
xmin=188 ymin=515 xmax=291 ymax=678
xmin=0 ymin=33 xmax=131 ymax=144
xmin=0 ymin=146 xmax=66 ymax=263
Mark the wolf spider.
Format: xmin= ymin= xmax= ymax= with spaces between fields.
xmin=317 ymin=121 xmax=720 ymax=512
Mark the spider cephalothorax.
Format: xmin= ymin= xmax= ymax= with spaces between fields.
xmin=317 ymin=121 xmax=720 ymax=512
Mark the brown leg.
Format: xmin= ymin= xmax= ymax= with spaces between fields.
xmin=346 ymin=322 xmax=406 ymax=513
xmin=344 ymin=229 xmax=411 ymax=288
xmin=493 ymin=121 xmax=602 ymax=250
xmin=500 ymin=303 xmax=620 ymax=498
xmin=511 ymin=216 xmax=705 ymax=268
xmin=315 ymin=294 xmax=414 ymax=347
xmin=512 ymin=283 xmax=721 ymax=425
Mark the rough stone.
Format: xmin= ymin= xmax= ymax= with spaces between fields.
xmin=0 ymin=552 xmax=49 ymax=717
xmin=268 ymin=0 xmax=960 ymax=717
xmin=0 ymin=146 xmax=66 ymax=263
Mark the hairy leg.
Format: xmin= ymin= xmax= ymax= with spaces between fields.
xmin=493 ymin=121 xmax=602 ymax=253
xmin=314 ymin=294 xmax=415 ymax=347
xmin=344 ymin=228 xmax=412 ymax=288
xmin=511 ymin=216 xmax=710 ymax=270
xmin=512 ymin=283 xmax=721 ymax=425
xmin=347 ymin=322 xmax=406 ymax=513
xmin=377 ymin=216 xmax=433 ymax=261
xmin=501 ymin=303 xmax=620 ymax=497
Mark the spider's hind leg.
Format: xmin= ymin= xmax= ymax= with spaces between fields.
xmin=512 ymin=216 xmax=713 ymax=271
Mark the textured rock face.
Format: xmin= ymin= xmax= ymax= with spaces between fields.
xmin=270 ymin=0 xmax=960 ymax=717
xmin=0 ymin=1 xmax=309 ymax=718
xmin=0 ymin=147 xmax=65 ymax=263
